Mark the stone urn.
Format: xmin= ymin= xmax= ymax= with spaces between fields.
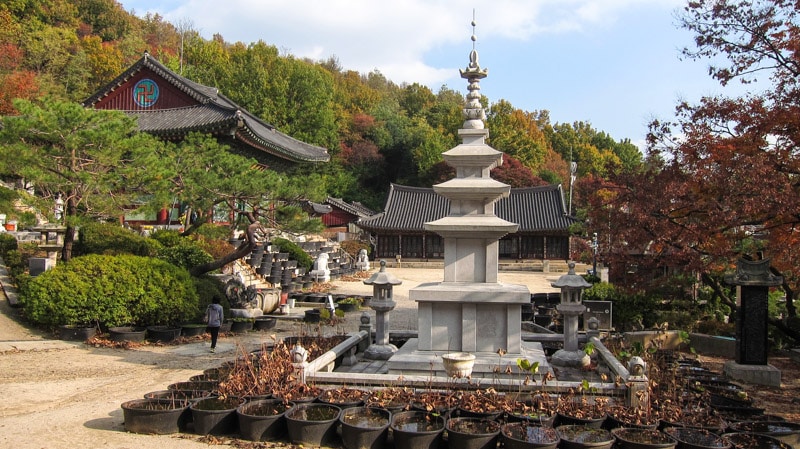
xmin=441 ymin=352 xmax=476 ymax=378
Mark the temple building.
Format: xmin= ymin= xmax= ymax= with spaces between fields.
xmin=83 ymin=52 xmax=330 ymax=169
xmin=359 ymin=183 xmax=576 ymax=261
xmin=82 ymin=52 xmax=330 ymax=227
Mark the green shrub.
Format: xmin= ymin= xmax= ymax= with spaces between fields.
xmin=192 ymin=275 xmax=228 ymax=322
xmin=75 ymin=222 xmax=160 ymax=256
xmin=4 ymin=241 xmax=38 ymax=281
xmin=156 ymin=242 xmax=214 ymax=270
xmin=272 ymin=237 xmax=313 ymax=271
xmin=0 ymin=233 xmax=17 ymax=257
xmin=193 ymin=223 xmax=232 ymax=241
xmin=19 ymin=254 xmax=198 ymax=327
xmin=149 ymin=229 xmax=183 ymax=248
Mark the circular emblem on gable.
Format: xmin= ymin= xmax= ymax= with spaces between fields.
xmin=133 ymin=78 xmax=159 ymax=108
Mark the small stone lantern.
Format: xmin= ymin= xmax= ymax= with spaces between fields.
xmin=290 ymin=342 xmax=309 ymax=383
xmin=363 ymin=260 xmax=402 ymax=360
xmin=550 ymin=261 xmax=592 ymax=367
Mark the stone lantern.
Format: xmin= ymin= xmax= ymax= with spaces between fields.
xmin=363 ymin=260 xmax=402 ymax=360
xmin=550 ymin=261 xmax=593 ymax=367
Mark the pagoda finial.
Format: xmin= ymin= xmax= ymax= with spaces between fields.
xmin=460 ymin=10 xmax=488 ymax=130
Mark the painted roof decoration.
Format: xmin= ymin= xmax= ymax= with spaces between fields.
xmin=83 ymin=52 xmax=330 ymax=164
xmin=359 ymin=183 xmax=576 ymax=233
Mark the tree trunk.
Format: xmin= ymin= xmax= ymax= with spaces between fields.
xmin=189 ymin=222 xmax=260 ymax=277
xmin=60 ymin=195 xmax=78 ymax=262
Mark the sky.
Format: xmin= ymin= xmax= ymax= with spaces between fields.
xmin=117 ymin=0 xmax=759 ymax=149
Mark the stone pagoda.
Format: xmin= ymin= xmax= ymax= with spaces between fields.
xmin=388 ymin=21 xmax=549 ymax=377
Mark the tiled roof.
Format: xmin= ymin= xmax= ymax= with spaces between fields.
xmin=84 ymin=52 xmax=329 ymax=163
xmin=359 ymin=183 xmax=576 ymax=233
xmin=325 ymin=197 xmax=376 ymax=218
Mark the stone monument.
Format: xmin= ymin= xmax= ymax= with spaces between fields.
xmin=388 ymin=20 xmax=549 ymax=377
xmin=723 ymin=258 xmax=782 ymax=386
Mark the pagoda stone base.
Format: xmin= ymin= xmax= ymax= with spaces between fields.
xmin=413 ymin=281 xmax=530 ymax=354
xmin=550 ymin=349 xmax=590 ymax=368
xmin=387 ymin=338 xmax=551 ymax=379
xmin=723 ymin=361 xmax=781 ymax=387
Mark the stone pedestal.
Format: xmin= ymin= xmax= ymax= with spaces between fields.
xmin=413 ymin=282 xmax=529 ymax=353
xmin=724 ymin=360 xmax=781 ymax=387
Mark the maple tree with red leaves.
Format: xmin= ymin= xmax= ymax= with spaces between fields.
xmin=581 ymin=0 xmax=800 ymax=344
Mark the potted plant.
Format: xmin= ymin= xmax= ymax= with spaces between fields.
xmin=318 ymin=387 xmax=369 ymax=409
xmin=556 ymin=381 xmax=611 ymax=428
xmin=229 ymin=317 xmax=254 ymax=333
xmin=336 ymin=296 xmax=362 ymax=312
xmin=458 ymin=388 xmax=510 ymax=420
xmin=365 ymin=386 xmax=414 ymax=412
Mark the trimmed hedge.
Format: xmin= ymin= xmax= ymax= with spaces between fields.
xmin=75 ymin=222 xmax=161 ymax=257
xmin=19 ymin=254 xmax=199 ymax=327
xmin=155 ymin=242 xmax=214 ymax=270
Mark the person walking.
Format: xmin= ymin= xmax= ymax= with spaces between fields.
xmin=205 ymin=296 xmax=224 ymax=353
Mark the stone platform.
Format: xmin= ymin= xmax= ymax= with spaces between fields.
xmin=723 ymin=361 xmax=781 ymax=387
xmin=386 ymin=337 xmax=551 ymax=379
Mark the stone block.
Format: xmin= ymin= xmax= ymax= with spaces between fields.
xmin=723 ymin=361 xmax=781 ymax=387
xmin=29 ymin=257 xmax=53 ymax=276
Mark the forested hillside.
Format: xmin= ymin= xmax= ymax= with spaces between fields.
xmin=0 ymin=0 xmax=641 ymax=210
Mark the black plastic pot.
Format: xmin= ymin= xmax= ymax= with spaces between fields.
xmin=108 ymin=326 xmax=146 ymax=343
xmin=722 ymin=432 xmax=793 ymax=449
xmin=500 ymin=423 xmax=560 ymax=449
xmin=236 ymin=398 xmax=290 ymax=441
xmin=253 ymin=317 xmax=277 ymax=331
xmin=727 ymin=421 xmax=800 ymax=448
xmin=339 ymin=407 xmax=391 ymax=449
xmin=190 ymin=397 xmax=244 ymax=435
xmin=181 ymin=323 xmax=206 ymax=337
xmin=556 ymin=425 xmax=615 ymax=449
xmin=304 ymin=309 xmax=321 ymax=323
xmin=59 ymin=324 xmax=97 ymax=341
xmin=146 ymin=325 xmax=181 ymax=343
xmin=229 ymin=320 xmax=253 ymax=333
xmin=447 ymin=417 xmax=501 ymax=449
xmin=663 ymin=426 xmax=732 ymax=449
xmin=285 ymin=403 xmax=342 ymax=446
xmin=121 ymin=398 xmax=189 ymax=434
xmin=390 ymin=410 xmax=445 ymax=449
xmin=612 ymin=427 xmax=678 ymax=449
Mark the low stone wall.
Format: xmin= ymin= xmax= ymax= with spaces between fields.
xmin=623 ymin=330 xmax=735 ymax=359
xmin=689 ymin=333 xmax=735 ymax=359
